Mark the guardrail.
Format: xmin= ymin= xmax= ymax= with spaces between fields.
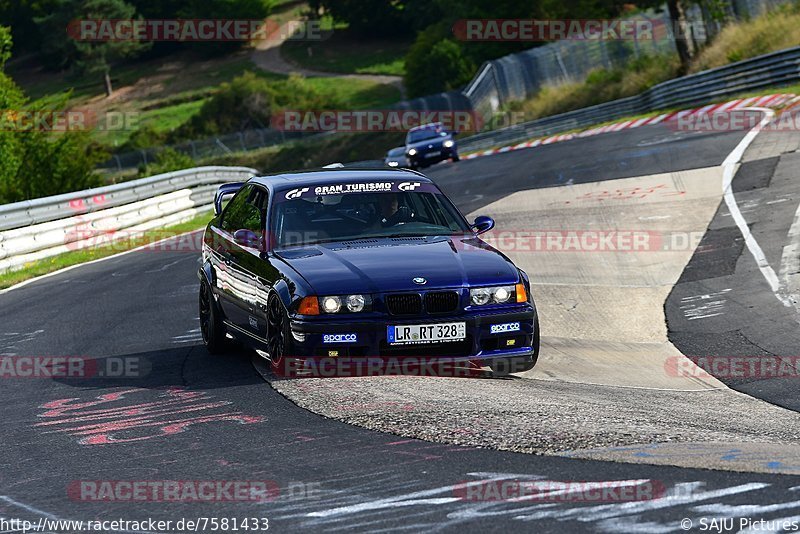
xmin=0 ymin=166 xmax=257 ymax=231
xmin=0 ymin=166 xmax=257 ymax=275
xmin=459 ymin=46 xmax=800 ymax=153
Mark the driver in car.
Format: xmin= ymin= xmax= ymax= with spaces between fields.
xmin=378 ymin=193 xmax=414 ymax=227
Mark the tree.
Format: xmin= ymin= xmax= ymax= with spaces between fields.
xmin=0 ymin=26 xmax=25 ymax=201
xmin=404 ymin=29 xmax=476 ymax=98
xmin=37 ymin=0 xmax=150 ymax=96
xmin=0 ymin=26 xmax=106 ymax=204
xmin=666 ymin=0 xmax=695 ymax=73
xmin=0 ymin=0 xmax=59 ymax=54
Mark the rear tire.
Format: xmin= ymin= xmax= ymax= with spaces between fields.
xmin=199 ymin=279 xmax=228 ymax=355
xmin=490 ymin=316 xmax=540 ymax=377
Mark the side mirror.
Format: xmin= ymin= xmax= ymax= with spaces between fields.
xmin=450 ymin=130 xmax=459 ymax=137
xmin=471 ymin=215 xmax=495 ymax=235
xmin=233 ymin=229 xmax=263 ymax=249
xmin=214 ymin=182 xmax=245 ymax=216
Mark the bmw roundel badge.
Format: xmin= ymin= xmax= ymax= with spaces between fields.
xmin=413 ymin=277 xmax=427 ymax=285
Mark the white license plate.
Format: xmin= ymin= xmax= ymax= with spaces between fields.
xmin=424 ymin=151 xmax=441 ymax=158
xmin=387 ymin=322 xmax=466 ymax=345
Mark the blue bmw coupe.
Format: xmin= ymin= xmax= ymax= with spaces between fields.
xmin=199 ymin=168 xmax=539 ymax=377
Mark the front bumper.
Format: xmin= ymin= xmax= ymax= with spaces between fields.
xmin=287 ymin=305 xmax=536 ymax=364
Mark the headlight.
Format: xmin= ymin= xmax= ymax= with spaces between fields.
xmin=319 ymin=294 xmax=372 ymax=313
xmin=408 ymin=148 xmax=417 ymax=156
xmin=388 ymin=161 xmax=399 ymax=167
xmin=444 ymin=139 xmax=454 ymax=148
xmin=346 ymin=294 xmax=366 ymax=312
xmin=470 ymin=287 xmax=492 ymax=306
xmin=321 ymin=296 xmax=341 ymax=313
xmin=469 ymin=285 xmax=520 ymax=306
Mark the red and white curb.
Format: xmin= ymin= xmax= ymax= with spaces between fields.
xmin=461 ymin=93 xmax=797 ymax=161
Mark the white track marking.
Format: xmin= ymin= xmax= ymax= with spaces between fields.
xmin=778 ymin=198 xmax=800 ymax=310
xmin=721 ymin=107 xmax=792 ymax=307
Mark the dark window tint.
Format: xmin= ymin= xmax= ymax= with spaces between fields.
xmin=221 ymin=185 xmax=266 ymax=233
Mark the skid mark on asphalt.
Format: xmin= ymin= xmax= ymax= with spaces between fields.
xmin=0 ymin=330 xmax=44 ymax=353
xmin=680 ymin=289 xmax=732 ymax=321
xmin=172 ymin=326 xmax=202 ymax=345
xmin=264 ymin=472 xmax=794 ymax=533
xmin=34 ymin=387 xmax=264 ymax=445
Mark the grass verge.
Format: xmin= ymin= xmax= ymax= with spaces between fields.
xmin=282 ymin=29 xmax=410 ymax=76
xmin=691 ymin=2 xmax=800 ymax=72
xmin=0 ymin=211 xmax=213 ymax=290
xmin=506 ymin=3 xmax=800 ymax=127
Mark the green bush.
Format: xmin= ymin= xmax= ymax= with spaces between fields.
xmin=691 ymin=2 xmax=800 ymax=72
xmin=509 ymin=53 xmax=680 ymax=123
xmin=138 ymin=147 xmax=195 ymax=177
xmin=124 ymin=123 xmax=168 ymax=150
xmin=404 ymin=26 xmax=476 ymax=98
xmin=171 ymin=72 xmax=329 ymax=140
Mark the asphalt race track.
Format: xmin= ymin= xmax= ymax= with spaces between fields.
xmin=2 ymin=117 xmax=800 ymax=532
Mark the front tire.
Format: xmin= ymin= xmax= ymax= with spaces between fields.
xmin=199 ymin=279 xmax=228 ymax=355
xmin=490 ymin=316 xmax=540 ymax=377
xmin=267 ymin=293 xmax=295 ymax=377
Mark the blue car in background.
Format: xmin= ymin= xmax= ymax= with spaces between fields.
xmin=384 ymin=146 xmax=408 ymax=168
xmin=405 ymin=122 xmax=459 ymax=169
xmin=199 ymin=168 xmax=538 ymax=378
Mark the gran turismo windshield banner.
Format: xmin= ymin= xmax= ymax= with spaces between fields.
xmin=278 ymin=180 xmax=440 ymax=201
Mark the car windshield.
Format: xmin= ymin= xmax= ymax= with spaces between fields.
xmin=271 ymin=189 xmax=470 ymax=248
xmin=406 ymin=128 xmax=445 ymax=143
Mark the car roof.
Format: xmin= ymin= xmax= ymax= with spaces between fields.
xmin=250 ymin=168 xmax=431 ymax=192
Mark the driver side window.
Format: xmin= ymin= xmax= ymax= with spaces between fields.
xmin=221 ymin=185 xmax=264 ymax=234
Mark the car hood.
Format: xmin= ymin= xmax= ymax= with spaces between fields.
xmin=276 ymin=236 xmax=518 ymax=294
